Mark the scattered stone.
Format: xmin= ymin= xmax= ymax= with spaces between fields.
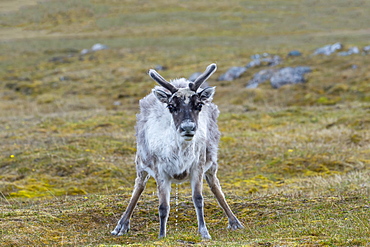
xmin=313 ymin=42 xmax=343 ymax=55
xmin=246 ymin=69 xmax=276 ymax=89
xmin=338 ymin=47 xmax=359 ymax=56
xmin=59 ymin=76 xmax=71 ymax=81
xmin=245 ymin=83 xmax=258 ymax=89
xmin=246 ymin=54 xmax=282 ymax=68
xmin=250 ymin=53 xmax=270 ymax=60
xmin=350 ymin=46 xmax=360 ymax=54
xmin=247 ymin=66 xmax=312 ymax=89
xmin=270 ymin=66 xmax=312 ymax=89
xmin=91 ymin=43 xmax=109 ymax=52
xmin=81 ymin=43 xmax=109 ymax=55
xmin=80 ymin=49 xmax=90 ymax=55
xmin=113 ymin=101 xmax=121 ymax=106
xmin=363 ymin=45 xmax=370 ymax=54
xmin=293 ymin=66 xmax=312 ymax=74
xmin=263 ymin=55 xmax=282 ymax=66
xmin=245 ymin=59 xmax=261 ymax=68
xmin=287 ymin=50 xmax=302 ymax=57
xmin=218 ymin=66 xmax=247 ymax=81
xmin=154 ymin=65 xmax=167 ymax=71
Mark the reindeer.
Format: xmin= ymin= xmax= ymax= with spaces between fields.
xmin=111 ymin=64 xmax=244 ymax=239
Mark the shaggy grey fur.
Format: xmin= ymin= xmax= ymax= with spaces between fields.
xmin=111 ymin=64 xmax=243 ymax=239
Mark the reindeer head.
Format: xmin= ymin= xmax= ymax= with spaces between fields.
xmin=149 ymin=64 xmax=217 ymax=141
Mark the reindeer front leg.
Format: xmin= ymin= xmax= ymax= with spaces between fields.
xmin=156 ymin=177 xmax=171 ymax=238
xmin=205 ymin=164 xmax=244 ymax=230
xmin=112 ymin=170 xmax=149 ymax=236
xmin=191 ymin=170 xmax=212 ymax=240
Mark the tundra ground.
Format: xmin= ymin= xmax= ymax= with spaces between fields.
xmin=1 ymin=0 xmax=369 ymax=246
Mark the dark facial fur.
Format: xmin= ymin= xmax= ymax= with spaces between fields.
xmin=167 ymin=93 xmax=204 ymax=140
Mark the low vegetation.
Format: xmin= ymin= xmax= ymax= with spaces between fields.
xmin=0 ymin=0 xmax=369 ymax=246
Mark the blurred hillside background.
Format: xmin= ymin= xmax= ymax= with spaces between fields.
xmin=0 ymin=0 xmax=369 ymax=246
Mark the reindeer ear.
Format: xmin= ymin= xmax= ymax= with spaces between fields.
xmin=153 ymin=89 xmax=171 ymax=103
xmin=198 ymin=86 xmax=216 ymax=103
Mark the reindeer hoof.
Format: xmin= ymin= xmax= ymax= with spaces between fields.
xmin=202 ymin=234 xmax=212 ymax=240
xmin=199 ymin=228 xmax=212 ymax=240
xmin=228 ymin=219 xmax=244 ymax=230
xmin=111 ymin=221 xmax=130 ymax=236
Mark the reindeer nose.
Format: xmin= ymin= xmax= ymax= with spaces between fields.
xmin=180 ymin=121 xmax=196 ymax=133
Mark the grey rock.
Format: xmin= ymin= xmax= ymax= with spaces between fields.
xmin=250 ymin=54 xmax=262 ymax=60
xmin=246 ymin=69 xmax=276 ymax=88
xmin=294 ymin=66 xmax=312 ymax=74
xmin=246 ymin=54 xmax=282 ymax=68
xmin=338 ymin=47 xmax=359 ymax=56
xmin=218 ymin=66 xmax=247 ymax=81
xmin=81 ymin=43 xmax=109 ymax=55
xmin=314 ymin=42 xmax=343 ymax=55
xmin=251 ymin=53 xmax=270 ymax=60
xmin=154 ymin=65 xmax=167 ymax=71
xmin=91 ymin=43 xmax=109 ymax=51
xmin=349 ymin=46 xmax=360 ymax=54
xmin=245 ymin=83 xmax=259 ymax=89
xmin=246 ymin=59 xmax=261 ymax=68
xmin=363 ymin=45 xmax=370 ymax=53
xmin=80 ymin=49 xmax=90 ymax=55
xmin=337 ymin=51 xmax=350 ymax=56
xmin=270 ymin=66 xmax=311 ymax=89
xmin=247 ymin=66 xmax=311 ymax=89
xmin=59 ymin=76 xmax=71 ymax=81
xmin=263 ymin=55 xmax=282 ymax=66
xmin=288 ymin=50 xmax=302 ymax=57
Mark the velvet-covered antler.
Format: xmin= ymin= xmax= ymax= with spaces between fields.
xmin=148 ymin=69 xmax=178 ymax=94
xmin=189 ymin=63 xmax=217 ymax=92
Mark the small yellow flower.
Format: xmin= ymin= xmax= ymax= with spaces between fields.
xmin=85 ymin=149 xmax=91 ymax=152
xmin=288 ymin=149 xmax=294 ymax=152
xmin=10 ymin=155 xmax=15 ymax=158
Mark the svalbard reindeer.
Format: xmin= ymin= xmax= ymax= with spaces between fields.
xmin=111 ymin=63 xmax=243 ymax=239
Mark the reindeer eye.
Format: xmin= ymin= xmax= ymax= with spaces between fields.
xmin=167 ymin=104 xmax=177 ymax=113
xmin=194 ymin=102 xmax=203 ymax=111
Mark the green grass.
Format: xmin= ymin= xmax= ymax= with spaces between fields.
xmin=1 ymin=0 xmax=369 ymax=246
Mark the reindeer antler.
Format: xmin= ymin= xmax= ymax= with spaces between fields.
xmin=189 ymin=63 xmax=217 ymax=92
xmin=148 ymin=69 xmax=178 ymax=94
